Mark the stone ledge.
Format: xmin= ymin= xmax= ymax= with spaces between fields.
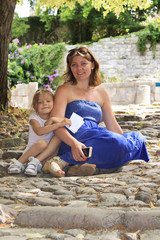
xmin=15 ymin=206 xmax=160 ymax=231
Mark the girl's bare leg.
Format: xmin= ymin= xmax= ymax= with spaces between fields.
xmin=36 ymin=136 xmax=61 ymax=162
xmin=18 ymin=139 xmax=48 ymax=164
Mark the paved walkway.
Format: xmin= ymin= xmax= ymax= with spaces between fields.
xmin=0 ymin=104 xmax=160 ymax=239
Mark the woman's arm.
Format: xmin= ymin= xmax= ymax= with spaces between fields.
xmin=100 ymin=87 xmax=123 ymax=134
xmin=50 ymin=85 xmax=86 ymax=161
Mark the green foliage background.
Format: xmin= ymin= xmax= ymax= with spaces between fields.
xmin=137 ymin=23 xmax=160 ymax=57
xmin=9 ymin=0 xmax=160 ymax=91
xmin=12 ymin=3 xmax=147 ymax=45
xmin=8 ymin=39 xmax=65 ymax=91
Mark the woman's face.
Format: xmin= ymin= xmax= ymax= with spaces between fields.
xmin=70 ymin=55 xmax=94 ymax=83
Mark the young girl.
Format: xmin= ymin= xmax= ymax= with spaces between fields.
xmin=8 ymin=88 xmax=71 ymax=176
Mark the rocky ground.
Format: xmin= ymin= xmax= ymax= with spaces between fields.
xmin=0 ymin=104 xmax=160 ymax=240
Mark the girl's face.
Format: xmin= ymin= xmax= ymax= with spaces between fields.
xmin=70 ymin=55 xmax=94 ymax=83
xmin=36 ymin=93 xmax=54 ymax=117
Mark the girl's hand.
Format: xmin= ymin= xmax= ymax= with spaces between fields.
xmin=45 ymin=118 xmax=54 ymax=126
xmin=61 ymin=118 xmax=72 ymax=127
xmin=45 ymin=117 xmax=71 ymax=126
xmin=71 ymin=140 xmax=87 ymax=162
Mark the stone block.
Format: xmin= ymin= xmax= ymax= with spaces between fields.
xmin=15 ymin=206 xmax=124 ymax=229
xmin=125 ymin=210 xmax=160 ymax=231
xmin=1 ymin=137 xmax=25 ymax=148
xmin=15 ymin=83 xmax=29 ymax=96
xmin=2 ymin=150 xmax=23 ymax=160
xmin=135 ymin=85 xmax=150 ymax=104
xmin=10 ymin=82 xmax=38 ymax=109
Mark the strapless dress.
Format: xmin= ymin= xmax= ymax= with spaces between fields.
xmin=58 ymin=100 xmax=149 ymax=169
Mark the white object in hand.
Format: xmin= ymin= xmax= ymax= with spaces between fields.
xmin=66 ymin=112 xmax=84 ymax=133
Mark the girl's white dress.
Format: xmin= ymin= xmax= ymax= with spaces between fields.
xmin=24 ymin=114 xmax=54 ymax=152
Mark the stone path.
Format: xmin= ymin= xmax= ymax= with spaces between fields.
xmin=0 ymin=104 xmax=160 ymax=240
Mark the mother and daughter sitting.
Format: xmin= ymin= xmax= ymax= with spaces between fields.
xmin=8 ymin=47 xmax=149 ymax=177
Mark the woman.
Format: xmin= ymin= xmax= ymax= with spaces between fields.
xmin=43 ymin=46 xmax=149 ymax=177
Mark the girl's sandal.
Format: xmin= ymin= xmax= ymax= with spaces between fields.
xmin=8 ymin=159 xmax=25 ymax=174
xmin=67 ymin=163 xmax=96 ymax=176
xmin=42 ymin=156 xmax=67 ymax=177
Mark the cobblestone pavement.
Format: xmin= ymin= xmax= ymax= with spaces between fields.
xmin=0 ymin=104 xmax=160 ymax=240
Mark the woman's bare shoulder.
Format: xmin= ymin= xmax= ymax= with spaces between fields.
xmin=56 ymin=83 xmax=71 ymax=94
xmin=96 ymin=85 xmax=109 ymax=97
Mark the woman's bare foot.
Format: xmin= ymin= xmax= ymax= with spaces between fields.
xmin=43 ymin=156 xmax=68 ymax=177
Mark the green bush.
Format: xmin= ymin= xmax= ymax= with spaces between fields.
xmin=11 ymin=14 xmax=30 ymax=39
xmin=137 ymin=23 xmax=160 ymax=56
xmin=8 ymin=39 xmax=65 ymax=91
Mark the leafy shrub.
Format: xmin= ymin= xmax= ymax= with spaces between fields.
xmin=11 ymin=14 xmax=30 ymax=39
xmin=137 ymin=23 xmax=160 ymax=56
xmin=8 ymin=39 xmax=65 ymax=91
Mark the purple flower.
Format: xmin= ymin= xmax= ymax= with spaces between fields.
xmin=18 ymin=81 xmax=22 ymax=83
xmin=49 ymin=78 xmax=54 ymax=82
xmin=13 ymin=38 xmax=19 ymax=44
xmin=26 ymin=45 xmax=32 ymax=49
xmin=53 ymin=74 xmax=59 ymax=77
xmin=39 ymin=43 xmax=43 ymax=45
xmin=30 ymin=76 xmax=34 ymax=79
xmin=21 ymin=61 xmax=25 ymax=64
xmin=44 ymin=84 xmax=50 ymax=88
xmin=18 ymin=48 xmax=23 ymax=52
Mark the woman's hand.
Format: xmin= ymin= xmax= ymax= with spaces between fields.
xmin=71 ymin=140 xmax=87 ymax=162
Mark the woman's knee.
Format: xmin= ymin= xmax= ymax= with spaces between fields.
xmin=36 ymin=140 xmax=48 ymax=152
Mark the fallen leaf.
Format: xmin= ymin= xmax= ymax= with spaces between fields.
xmin=76 ymin=233 xmax=84 ymax=239
xmin=0 ymin=223 xmax=10 ymax=228
xmin=25 ymin=233 xmax=44 ymax=238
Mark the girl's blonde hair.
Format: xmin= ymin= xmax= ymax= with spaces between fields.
xmin=32 ymin=88 xmax=55 ymax=113
xmin=63 ymin=46 xmax=102 ymax=86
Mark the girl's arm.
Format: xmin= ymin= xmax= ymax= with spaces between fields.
xmin=100 ymin=87 xmax=123 ymax=134
xmin=30 ymin=118 xmax=70 ymax=136
xmin=50 ymin=85 xmax=86 ymax=161
xmin=45 ymin=116 xmax=71 ymax=126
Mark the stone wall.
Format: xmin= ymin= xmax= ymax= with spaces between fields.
xmin=10 ymin=35 xmax=160 ymax=108
xmin=102 ymin=81 xmax=160 ymax=105
xmin=89 ymin=35 xmax=160 ymax=81
xmin=10 ymin=80 xmax=160 ymax=108
xmin=63 ymin=36 xmax=160 ymax=105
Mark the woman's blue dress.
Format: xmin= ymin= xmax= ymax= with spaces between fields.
xmin=58 ymin=100 xmax=149 ymax=169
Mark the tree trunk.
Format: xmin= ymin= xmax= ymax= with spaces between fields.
xmin=0 ymin=0 xmax=17 ymax=110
